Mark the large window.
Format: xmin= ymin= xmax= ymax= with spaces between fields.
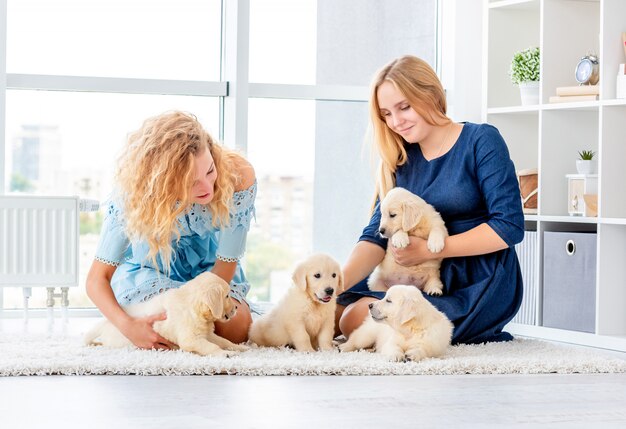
xmin=249 ymin=0 xmax=317 ymax=84
xmin=7 ymin=0 xmax=222 ymax=81
xmin=246 ymin=98 xmax=315 ymax=303
xmin=1 ymin=0 xmax=438 ymax=313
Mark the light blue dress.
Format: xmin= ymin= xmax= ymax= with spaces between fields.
xmin=94 ymin=182 xmax=257 ymax=305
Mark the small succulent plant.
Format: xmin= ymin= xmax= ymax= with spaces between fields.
xmin=578 ymin=150 xmax=595 ymax=160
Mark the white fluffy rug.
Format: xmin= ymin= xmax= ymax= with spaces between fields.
xmin=1 ymin=333 xmax=625 ymax=376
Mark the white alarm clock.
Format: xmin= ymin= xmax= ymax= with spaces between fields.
xmin=575 ymin=54 xmax=599 ymax=85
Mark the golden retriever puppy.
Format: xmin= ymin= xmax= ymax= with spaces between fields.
xmin=84 ymin=272 xmax=247 ymax=357
xmin=368 ymin=187 xmax=448 ymax=296
xmin=248 ymin=253 xmax=342 ymax=352
xmin=340 ymin=285 xmax=453 ymax=361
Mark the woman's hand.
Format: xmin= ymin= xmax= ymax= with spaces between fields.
xmin=390 ymin=236 xmax=436 ymax=266
xmin=121 ymin=312 xmax=177 ymax=350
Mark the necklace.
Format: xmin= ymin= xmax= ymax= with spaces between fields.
xmin=433 ymin=122 xmax=454 ymax=159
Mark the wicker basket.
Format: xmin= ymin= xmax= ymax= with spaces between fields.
xmin=517 ymin=168 xmax=538 ymax=214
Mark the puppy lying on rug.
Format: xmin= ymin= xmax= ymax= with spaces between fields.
xmin=340 ymin=285 xmax=453 ymax=361
xmin=249 ymin=253 xmax=343 ymax=352
xmin=368 ymin=187 xmax=448 ymax=296
xmin=85 ymin=272 xmax=248 ymax=357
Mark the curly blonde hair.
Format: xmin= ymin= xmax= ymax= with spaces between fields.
xmin=116 ymin=111 xmax=242 ymax=271
xmin=369 ymin=55 xmax=451 ymax=209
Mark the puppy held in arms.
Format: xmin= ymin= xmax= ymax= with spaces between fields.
xmin=248 ymin=253 xmax=342 ymax=352
xmin=84 ymin=272 xmax=248 ymax=357
xmin=368 ymin=187 xmax=448 ymax=296
xmin=340 ymin=285 xmax=453 ymax=361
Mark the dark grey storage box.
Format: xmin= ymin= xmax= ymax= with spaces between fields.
xmin=542 ymin=231 xmax=597 ymax=333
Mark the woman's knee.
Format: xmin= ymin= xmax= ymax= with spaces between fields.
xmin=339 ymin=297 xmax=378 ymax=338
xmin=215 ymin=298 xmax=252 ymax=344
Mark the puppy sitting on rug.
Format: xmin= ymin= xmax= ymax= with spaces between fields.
xmin=248 ymin=253 xmax=343 ymax=352
xmin=339 ymin=285 xmax=453 ymax=361
xmin=84 ymin=272 xmax=248 ymax=357
xmin=368 ymin=187 xmax=448 ymax=296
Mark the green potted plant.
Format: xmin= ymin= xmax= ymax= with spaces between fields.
xmin=576 ymin=149 xmax=596 ymax=174
xmin=510 ymin=46 xmax=540 ymax=105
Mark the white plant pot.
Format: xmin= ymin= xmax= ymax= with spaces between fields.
xmin=576 ymin=159 xmax=597 ymax=174
xmin=519 ymin=81 xmax=540 ymax=105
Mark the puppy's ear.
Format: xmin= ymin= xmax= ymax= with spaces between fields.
xmin=399 ymin=296 xmax=417 ymax=325
xmin=337 ymin=269 xmax=344 ymax=294
xmin=292 ymin=264 xmax=308 ymax=290
xmin=206 ymin=285 xmax=225 ymax=319
xmin=401 ymin=200 xmax=422 ymax=231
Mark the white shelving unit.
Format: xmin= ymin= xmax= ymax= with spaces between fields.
xmin=483 ymin=0 xmax=626 ymax=351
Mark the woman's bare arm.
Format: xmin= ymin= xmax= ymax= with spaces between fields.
xmin=342 ymin=241 xmax=386 ymax=292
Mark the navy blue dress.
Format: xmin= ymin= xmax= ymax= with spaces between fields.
xmin=337 ymin=122 xmax=525 ymax=344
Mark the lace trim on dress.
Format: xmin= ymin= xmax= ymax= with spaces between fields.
xmin=119 ymin=277 xmax=249 ymax=305
xmin=230 ymin=183 xmax=257 ymax=230
xmin=119 ymin=277 xmax=180 ymax=304
xmin=185 ymin=181 xmax=257 ymax=236
xmin=184 ymin=203 xmax=213 ymax=236
xmin=216 ymin=254 xmax=242 ymax=263
xmin=94 ymin=256 xmax=122 ymax=267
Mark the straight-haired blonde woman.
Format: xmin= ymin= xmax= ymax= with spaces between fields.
xmin=336 ymin=56 xmax=525 ymax=344
xmin=86 ymin=111 xmax=255 ymax=349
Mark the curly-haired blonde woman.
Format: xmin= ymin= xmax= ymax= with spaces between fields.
xmin=336 ymin=55 xmax=525 ymax=345
xmin=86 ymin=111 xmax=255 ymax=349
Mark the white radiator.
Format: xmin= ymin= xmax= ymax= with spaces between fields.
xmin=512 ymin=230 xmax=539 ymax=325
xmin=0 ymin=195 xmax=99 ymax=322
xmin=0 ymin=196 xmax=80 ymax=288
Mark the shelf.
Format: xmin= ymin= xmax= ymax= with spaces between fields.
xmin=522 ymin=215 xmax=626 ymax=225
xmin=536 ymin=215 xmax=598 ymax=224
xmin=487 ymin=101 xmax=601 ymax=114
xmin=486 ymin=0 xmax=626 ymax=353
xmin=488 ymin=0 xmax=539 ymax=11
xmin=486 ymin=105 xmax=539 ymax=115
xmin=542 ymin=101 xmax=599 ymax=111
xmin=599 ymin=218 xmax=626 ymax=226
xmin=602 ymin=99 xmax=626 ymax=107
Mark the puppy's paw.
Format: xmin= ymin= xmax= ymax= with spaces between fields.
xmin=367 ymin=280 xmax=388 ymax=293
xmin=427 ymin=233 xmax=446 ymax=253
xmin=381 ymin=350 xmax=405 ymax=362
xmin=423 ymin=279 xmax=444 ymax=296
xmin=229 ymin=343 xmax=250 ymax=352
xmin=294 ymin=345 xmax=316 ymax=353
xmin=209 ymin=349 xmax=236 ymax=358
xmin=339 ymin=342 xmax=356 ymax=353
xmin=391 ymin=232 xmax=410 ymax=249
xmin=423 ymin=285 xmax=443 ymax=296
xmin=406 ymin=347 xmax=427 ymax=362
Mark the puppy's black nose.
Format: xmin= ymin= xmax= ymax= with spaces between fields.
xmin=324 ymin=287 xmax=334 ymax=295
xmin=368 ymin=303 xmax=374 ymax=309
xmin=379 ymin=227 xmax=386 ymax=235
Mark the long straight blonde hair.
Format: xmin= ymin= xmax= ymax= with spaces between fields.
xmin=115 ymin=111 xmax=241 ymax=270
xmin=369 ymin=55 xmax=451 ymax=210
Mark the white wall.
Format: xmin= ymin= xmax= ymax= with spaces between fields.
xmin=440 ymin=0 xmax=484 ymax=123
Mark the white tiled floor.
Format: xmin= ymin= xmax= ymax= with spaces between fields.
xmin=2 ymin=315 xmax=626 ymax=428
